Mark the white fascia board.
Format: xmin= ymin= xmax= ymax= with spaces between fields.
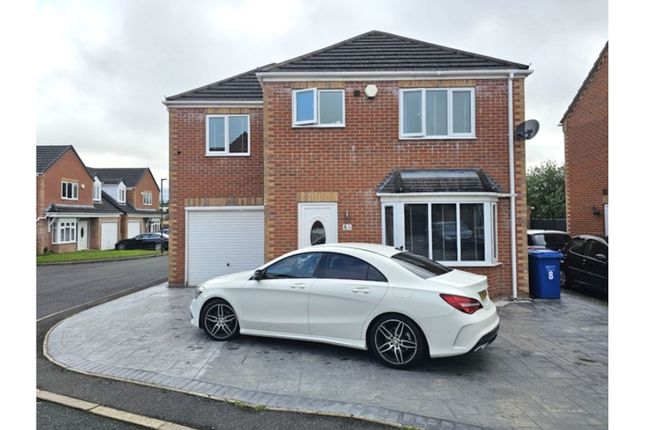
xmin=45 ymin=212 xmax=122 ymax=218
xmin=377 ymin=192 xmax=509 ymax=199
xmin=184 ymin=205 xmax=264 ymax=212
xmin=163 ymin=100 xmax=264 ymax=108
xmin=256 ymin=69 xmax=533 ymax=82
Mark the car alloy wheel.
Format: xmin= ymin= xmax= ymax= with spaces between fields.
xmin=202 ymin=300 xmax=239 ymax=341
xmin=117 ymin=244 xmax=126 ymax=250
xmin=560 ymin=269 xmax=567 ymax=288
xmin=154 ymin=243 xmax=162 ymax=252
xmin=369 ymin=315 xmax=426 ymax=369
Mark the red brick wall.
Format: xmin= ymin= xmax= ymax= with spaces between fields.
xmin=262 ymin=79 xmax=528 ymax=298
xmin=168 ymin=107 xmax=264 ymax=285
xmin=563 ymin=48 xmax=608 ymax=237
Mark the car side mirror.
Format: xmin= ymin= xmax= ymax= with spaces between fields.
xmin=595 ymin=254 xmax=607 ymax=262
xmin=252 ymin=269 xmax=265 ymax=281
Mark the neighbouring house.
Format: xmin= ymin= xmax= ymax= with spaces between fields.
xmin=88 ymin=168 xmax=162 ymax=237
xmin=164 ymin=30 xmax=532 ymax=299
xmin=561 ymin=43 xmax=608 ymax=238
xmin=36 ymin=145 xmax=161 ymax=254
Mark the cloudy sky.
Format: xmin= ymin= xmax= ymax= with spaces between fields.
xmin=36 ymin=0 xmax=607 ymax=191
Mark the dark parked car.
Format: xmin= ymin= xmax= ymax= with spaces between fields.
xmin=560 ymin=235 xmax=608 ymax=294
xmin=115 ymin=233 xmax=169 ymax=251
xmin=527 ymin=229 xmax=571 ymax=252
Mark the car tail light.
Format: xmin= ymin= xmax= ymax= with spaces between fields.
xmin=440 ymin=294 xmax=483 ymax=314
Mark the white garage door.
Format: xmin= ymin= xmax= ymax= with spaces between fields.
xmin=101 ymin=222 xmax=118 ymax=250
xmin=186 ymin=207 xmax=264 ymax=286
xmin=127 ymin=221 xmax=140 ymax=238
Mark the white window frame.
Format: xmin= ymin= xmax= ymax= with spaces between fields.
xmin=52 ymin=218 xmax=77 ymax=244
xmin=399 ymin=88 xmax=476 ymax=140
xmin=381 ymin=196 xmax=498 ymax=266
xmin=117 ymin=184 xmax=126 ymax=203
xmin=92 ymin=178 xmax=101 ymax=202
xmin=292 ymin=88 xmax=345 ymax=128
xmin=205 ymin=114 xmax=251 ymax=157
xmin=142 ymin=192 xmax=152 ymax=206
xmin=61 ymin=181 xmax=79 ymax=200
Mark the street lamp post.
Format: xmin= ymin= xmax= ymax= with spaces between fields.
xmin=160 ymin=178 xmax=167 ymax=252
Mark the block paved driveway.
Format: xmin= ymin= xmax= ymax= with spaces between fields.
xmin=46 ymin=285 xmax=607 ymax=430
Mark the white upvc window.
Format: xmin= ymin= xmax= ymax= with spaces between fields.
xmin=61 ymin=181 xmax=79 ymax=200
xmin=399 ymin=88 xmax=476 ymax=139
xmin=93 ymin=178 xmax=102 ymax=201
xmin=381 ymin=198 xmax=498 ymax=266
xmin=205 ymin=114 xmax=250 ymax=156
xmin=52 ymin=218 xmax=77 ymax=244
xmin=292 ymin=88 xmax=345 ymax=127
xmin=117 ymin=184 xmax=126 ymax=203
xmin=143 ymin=192 xmax=152 ymax=206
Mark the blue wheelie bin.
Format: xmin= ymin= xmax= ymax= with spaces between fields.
xmin=528 ymin=249 xmax=563 ymax=299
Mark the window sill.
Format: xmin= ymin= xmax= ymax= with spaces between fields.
xmin=439 ymin=261 xmax=502 ymax=268
xmin=205 ymin=153 xmax=251 ymax=157
xmin=52 ymin=241 xmax=76 ymax=245
xmin=61 ymin=197 xmax=79 ymax=201
xmin=398 ymin=136 xmax=477 ymax=141
xmin=292 ymin=124 xmax=345 ymax=129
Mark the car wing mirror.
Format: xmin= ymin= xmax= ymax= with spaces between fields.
xmin=595 ymin=254 xmax=607 ymax=262
xmin=252 ymin=269 xmax=265 ymax=281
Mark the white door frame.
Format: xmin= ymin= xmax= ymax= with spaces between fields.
xmin=298 ymin=202 xmax=338 ymax=248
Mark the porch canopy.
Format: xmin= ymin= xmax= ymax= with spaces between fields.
xmin=377 ymin=169 xmax=502 ymax=194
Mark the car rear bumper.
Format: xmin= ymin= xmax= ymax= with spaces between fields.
xmin=469 ymin=323 xmax=499 ymax=353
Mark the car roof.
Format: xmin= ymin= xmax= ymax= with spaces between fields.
xmin=298 ymin=242 xmax=402 ymax=258
xmin=572 ymin=235 xmax=608 ymax=245
xmin=527 ymin=229 xmax=569 ymax=235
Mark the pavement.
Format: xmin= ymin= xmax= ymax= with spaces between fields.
xmin=45 ymin=285 xmax=608 ymax=430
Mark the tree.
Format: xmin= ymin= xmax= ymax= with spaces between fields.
xmin=526 ymin=160 xmax=565 ymax=219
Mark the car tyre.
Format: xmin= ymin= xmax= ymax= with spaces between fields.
xmin=154 ymin=243 xmax=162 ymax=252
xmin=560 ymin=268 xmax=568 ymax=288
xmin=201 ymin=299 xmax=240 ymax=341
xmin=368 ymin=314 xmax=427 ymax=369
xmin=117 ymin=243 xmax=126 ymax=250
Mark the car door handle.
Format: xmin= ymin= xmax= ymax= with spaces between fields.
xmin=290 ymin=283 xmax=307 ymax=290
xmin=352 ymin=287 xmax=370 ymax=294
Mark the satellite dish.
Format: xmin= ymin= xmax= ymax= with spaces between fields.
xmin=515 ymin=119 xmax=540 ymax=140
xmin=364 ymin=84 xmax=378 ymax=98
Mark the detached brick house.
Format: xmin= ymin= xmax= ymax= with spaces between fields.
xmin=36 ymin=145 xmax=161 ymax=254
xmin=164 ymin=31 xmax=532 ymax=299
xmin=561 ymin=43 xmax=608 ymax=238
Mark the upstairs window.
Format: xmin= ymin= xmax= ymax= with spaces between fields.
xmin=93 ymin=179 xmax=101 ymax=201
xmin=61 ymin=181 xmax=78 ymax=200
xmin=143 ymin=192 xmax=152 ymax=206
xmin=400 ymin=88 xmax=475 ymax=139
xmin=206 ymin=115 xmax=250 ymax=156
xmin=118 ymin=185 xmax=126 ymax=203
xmin=292 ymin=88 xmax=344 ymax=127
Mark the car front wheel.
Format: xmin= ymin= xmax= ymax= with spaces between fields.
xmin=201 ymin=299 xmax=239 ymax=341
xmin=368 ymin=314 xmax=426 ymax=369
xmin=560 ymin=268 xmax=568 ymax=288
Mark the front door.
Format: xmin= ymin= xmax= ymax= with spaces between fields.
xmin=298 ymin=203 xmax=338 ymax=248
xmin=77 ymin=221 xmax=89 ymax=250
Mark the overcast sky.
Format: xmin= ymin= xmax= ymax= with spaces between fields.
xmin=36 ymin=0 xmax=607 ymax=191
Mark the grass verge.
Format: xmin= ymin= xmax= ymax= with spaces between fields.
xmin=37 ymin=249 xmax=165 ymax=264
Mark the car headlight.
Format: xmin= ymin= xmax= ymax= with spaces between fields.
xmin=195 ymin=285 xmax=206 ymax=298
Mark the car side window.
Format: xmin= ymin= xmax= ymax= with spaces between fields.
xmin=585 ymin=240 xmax=608 ymax=259
xmin=264 ymin=253 xmax=322 ymax=279
xmin=568 ymin=238 xmax=586 ymax=255
xmin=318 ymin=253 xmax=387 ymax=282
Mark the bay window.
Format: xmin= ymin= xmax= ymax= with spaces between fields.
xmin=52 ymin=218 xmax=77 ymax=244
xmin=400 ymin=88 xmax=475 ymax=139
xmin=382 ymin=199 xmax=498 ymax=265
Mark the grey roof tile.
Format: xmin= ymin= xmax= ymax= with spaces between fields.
xmin=378 ymin=169 xmax=502 ymax=193
xmin=36 ymin=145 xmax=73 ymax=173
xmin=88 ymin=168 xmax=153 ymax=188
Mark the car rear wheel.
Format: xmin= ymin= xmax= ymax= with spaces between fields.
xmin=117 ymin=243 xmax=126 ymax=250
xmin=368 ymin=314 xmax=426 ymax=369
xmin=560 ymin=268 xmax=568 ymax=288
xmin=154 ymin=243 xmax=162 ymax=252
xmin=201 ymin=299 xmax=239 ymax=341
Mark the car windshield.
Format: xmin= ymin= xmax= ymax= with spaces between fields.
xmin=530 ymin=234 xmax=547 ymax=246
xmin=391 ymin=251 xmax=453 ymax=279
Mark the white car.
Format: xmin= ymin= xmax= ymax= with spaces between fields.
xmin=190 ymin=243 xmax=499 ymax=369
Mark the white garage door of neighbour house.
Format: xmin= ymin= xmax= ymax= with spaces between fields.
xmin=186 ymin=207 xmax=264 ymax=286
xmin=127 ymin=221 xmax=140 ymax=239
xmin=101 ymin=222 xmax=118 ymax=250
